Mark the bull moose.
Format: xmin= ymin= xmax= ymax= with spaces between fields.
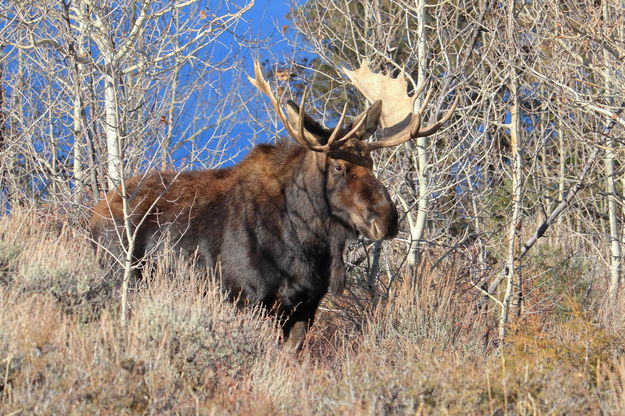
xmin=90 ymin=61 xmax=457 ymax=350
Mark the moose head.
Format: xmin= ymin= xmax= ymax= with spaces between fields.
xmin=248 ymin=60 xmax=458 ymax=242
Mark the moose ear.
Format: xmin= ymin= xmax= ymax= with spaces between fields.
xmin=285 ymin=101 xmax=329 ymax=145
xmin=350 ymin=99 xmax=382 ymax=141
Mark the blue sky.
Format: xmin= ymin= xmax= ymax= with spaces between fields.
xmin=0 ymin=0 xmax=304 ymax=171
xmin=172 ymin=0 xmax=310 ymax=167
xmin=239 ymin=0 xmax=299 ymax=75
xmin=248 ymin=0 xmax=292 ymax=38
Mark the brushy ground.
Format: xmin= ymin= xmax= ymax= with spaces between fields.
xmin=1 ymin=211 xmax=625 ymax=415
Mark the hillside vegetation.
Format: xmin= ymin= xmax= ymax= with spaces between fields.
xmin=1 ymin=211 xmax=624 ymax=415
xmin=3 ymin=0 xmax=625 ymax=414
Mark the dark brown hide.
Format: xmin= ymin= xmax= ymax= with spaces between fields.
xmin=91 ymin=115 xmax=398 ymax=350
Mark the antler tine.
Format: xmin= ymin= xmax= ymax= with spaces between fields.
xmin=328 ymin=109 xmax=368 ymax=150
xmin=297 ymin=86 xmax=311 ymax=147
xmin=326 ymin=103 xmax=349 ymax=149
xmin=248 ymin=61 xmax=323 ymax=150
xmin=369 ymin=89 xmax=457 ymax=149
xmin=417 ymin=84 xmax=434 ymax=114
xmin=414 ymin=79 xmax=430 ymax=110
xmin=365 ymin=113 xmax=422 ymax=151
xmin=416 ymin=93 xmax=459 ymax=137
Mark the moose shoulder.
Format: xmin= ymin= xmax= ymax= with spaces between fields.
xmin=90 ymin=61 xmax=457 ymax=350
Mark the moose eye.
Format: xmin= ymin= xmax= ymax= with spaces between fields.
xmin=334 ymin=164 xmax=343 ymax=173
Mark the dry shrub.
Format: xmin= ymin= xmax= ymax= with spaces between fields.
xmin=131 ymin=266 xmax=280 ymax=386
xmin=0 ymin=212 xmax=282 ymax=415
xmin=0 ymin=274 xmax=282 ymax=415
xmin=604 ymin=358 xmax=625 ymax=414
xmin=311 ymin=248 xmax=491 ymax=364
xmin=375 ymin=260 xmax=487 ymax=350
xmin=295 ymin=295 xmax=625 ymax=415
xmin=292 ymin=254 xmax=490 ymax=414
xmin=0 ymin=210 xmax=115 ymax=320
xmin=1 ymin=211 xmax=625 ymax=415
xmin=494 ymin=302 xmax=624 ymax=415
xmin=291 ymin=248 xmax=625 ymax=415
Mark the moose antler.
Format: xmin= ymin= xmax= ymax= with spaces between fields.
xmin=248 ymin=61 xmax=367 ymax=153
xmin=342 ymin=60 xmax=458 ymax=150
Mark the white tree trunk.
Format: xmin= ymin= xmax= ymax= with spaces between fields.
xmin=602 ymin=1 xmax=621 ymax=298
xmin=104 ymin=76 xmax=122 ymax=189
xmin=161 ymin=70 xmax=179 ymax=170
xmin=557 ymin=117 xmax=565 ymax=204
xmin=606 ymin=141 xmax=621 ymax=297
xmin=499 ymin=0 xmax=523 ymax=344
xmin=408 ymin=0 xmax=430 ymax=267
xmin=72 ymin=16 xmax=87 ymax=191
xmin=72 ymin=88 xmax=84 ymax=189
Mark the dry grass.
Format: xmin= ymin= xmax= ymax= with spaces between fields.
xmin=1 ymin=211 xmax=624 ymax=415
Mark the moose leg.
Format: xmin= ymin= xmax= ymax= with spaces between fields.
xmin=284 ymin=320 xmax=309 ymax=352
xmin=283 ymin=303 xmax=318 ymax=352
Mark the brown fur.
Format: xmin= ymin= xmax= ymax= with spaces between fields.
xmin=91 ymin=107 xmax=399 ymax=350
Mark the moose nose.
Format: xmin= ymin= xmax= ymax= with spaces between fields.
xmin=364 ymin=204 xmax=398 ymax=240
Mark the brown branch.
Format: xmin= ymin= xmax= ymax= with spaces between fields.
xmin=487 ymin=146 xmax=599 ymax=295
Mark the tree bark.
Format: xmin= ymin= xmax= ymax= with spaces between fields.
xmin=408 ymin=0 xmax=430 ymax=268
xmin=499 ymin=0 xmax=523 ymax=344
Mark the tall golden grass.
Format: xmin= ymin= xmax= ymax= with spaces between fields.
xmin=1 ymin=211 xmax=624 ymax=415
